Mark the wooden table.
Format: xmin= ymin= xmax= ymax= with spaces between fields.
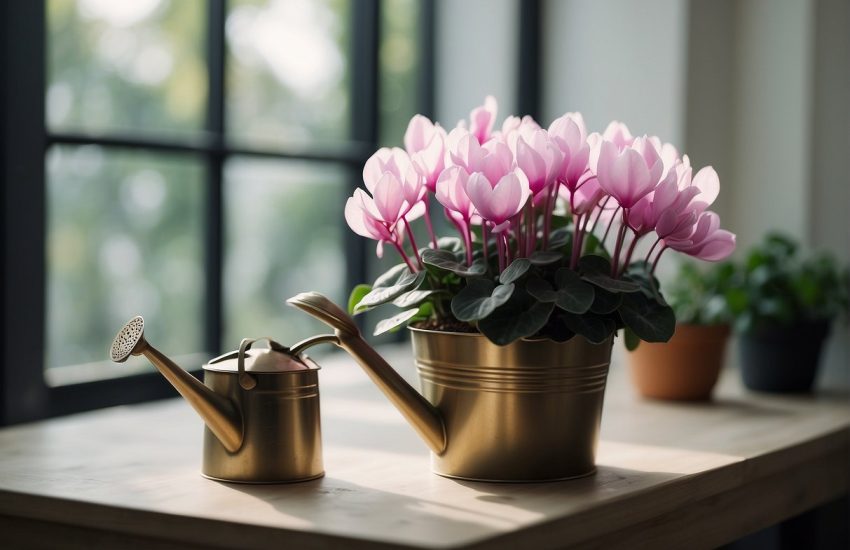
xmin=1 ymin=346 xmax=848 ymax=549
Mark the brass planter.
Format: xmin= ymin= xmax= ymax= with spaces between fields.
xmin=410 ymin=328 xmax=613 ymax=482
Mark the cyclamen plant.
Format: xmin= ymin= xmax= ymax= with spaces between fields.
xmin=345 ymin=97 xmax=736 ymax=346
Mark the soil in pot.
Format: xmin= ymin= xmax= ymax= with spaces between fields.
xmin=739 ymin=319 xmax=830 ymax=393
xmin=628 ymin=324 xmax=730 ymax=401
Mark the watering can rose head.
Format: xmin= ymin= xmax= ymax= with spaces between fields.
xmin=345 ymin=96 xmax=736 ymax=347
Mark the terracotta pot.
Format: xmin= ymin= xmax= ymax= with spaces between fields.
xmin=628 ymin=324 xmax=730 ymax=401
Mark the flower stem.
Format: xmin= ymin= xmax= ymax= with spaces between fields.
xmin=525 ymin=201 xmax=535 ymax=256
xmin=610 ymin=211 xmax=629 ymax=277
xmin=423 ymin=200 xmax=438 ymax=249
xmin=651 ymin=245 xmax=669 ymax=274
xmin=601 ymin=206 xmax=622 ymax=248
xmin=589 ymin=196 xmax=612 ymax=233
xmin=619 ymin=230 xmax=641 ymax=277
xmin=482 ymin=223 xmax=491 ymax=269
xmin=403 ymin=217 xmax=424 ymax=269
xmin=392 ymin=240 xmax=417 ymax=272
xmin=497 ymin=230 xmax=506 ymax=272
xmin=570 ymin=213 xmax=584 ymax=269
xmin=465 ymin=222 xmax=474 ymax=266
xmin=645 ymin=237 xmax=661 ymax=265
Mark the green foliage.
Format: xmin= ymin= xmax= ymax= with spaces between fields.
xmin=350 ymin=217 xmax=682 ymax=346
xmin=723 ymin=233 xmax=850 ymax=333
xmin=665 ymin=262 xmax=734 ymax=325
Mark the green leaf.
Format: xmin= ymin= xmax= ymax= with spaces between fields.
xmin=579 ymin=255 xmax=641 ymax=293
xmin=623 ymin=327 xmax=641 ymax=351
xmin=437 ymin=236 xmax=464 ymax=252
xmin=373 ymin=308 xmax=420 ymax=336
xmin=392 ymin=289 xmax=444 ymax=308
xmin=357 ymin=270 xmax=425 ymax=310
xmin=421 ymin=249 xmax=487 ymax=277
xmin=549 ymin=227 xmax=572 ymax=250
xmin=348 ymin=284 xmax=373 ymax=315
xmin=478 ymin=288 xmax=555 ymax=346
xmin=529 ymin=250 xmax=564 ymax=266
xmin=373 ymin=263 xmax=411 ymax=288
xmin=526 ymin=269 xmax=595 ymax=314
xmin=560 ymin=312 xmax=615 ymax=344
xmin=451 ymin=279 xmax=515 ymax=321
xmin=499 ymin=258 xmax=532 ymax=284
xmin=618 ymin=292 xmax=675 ymax=343
xmin=589 ymin=287 xmax=622 ymax=314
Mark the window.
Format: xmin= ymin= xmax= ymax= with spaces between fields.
xmin=0 ymin=0 xmax=434 ymax=424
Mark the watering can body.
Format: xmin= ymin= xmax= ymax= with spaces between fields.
xmin=288 ymin=292 xmax=612 ymax=482
xmin=199 ymin=347 xmax=324 ymax=483
xmin=110 ymin=319 xmax=324 ymax=484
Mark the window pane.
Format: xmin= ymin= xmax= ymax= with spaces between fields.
xmin=46 ymin=146 xmax=205 ymax=377
xmin=224 ymin=158 xmax=347 ymax=351
xmin=379 ymin=0 xmax=423 ymax=146
xmin=226 ymin=0 xmax=351 ymax=149
xmin=46 ymin=0 xmax=207 ymax=137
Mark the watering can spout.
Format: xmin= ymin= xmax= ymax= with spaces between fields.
xmin=110 ymin=317 xmax=243 ymax=453
xmin=287 ymin=292 xmax=447 ymax=455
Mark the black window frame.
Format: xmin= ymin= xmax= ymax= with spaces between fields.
xmin=1 ymin=0 xmax=436 ymax=425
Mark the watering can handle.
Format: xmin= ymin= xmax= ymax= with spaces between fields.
xmin=237 ymin=337 xmax=287 ymax=390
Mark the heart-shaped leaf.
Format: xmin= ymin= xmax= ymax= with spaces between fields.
xmin=538 ymin=314 xmax=575 ymax=343
xmin=373 ymin=263 xmax=411 ymax=288
xmin=373 ymin=308 xmax=420 ymax=336
xmin=499 ymin=258 xmax=531 ymax=284
xmin=422 ymin=249 xmax=487 ymax=277
xmin=478 ymin=288 xmax=555 ymax=346
xmin=618 ymin=291 xmax=675 ymax=342
xmin=392 ymin=289 xmax=443 ymax=308
xmin=349 ymin=284 xmax=373 ymax=315
xmin=529 ymin=250 xmax=564 ymax=266
xmin=560 ymin=312 xmax=615 ymax=344
xmin=579 ymin=255 xmax=641 ymax=293
xmin=589 ymin=287 xmax=622 ymax=314
xmin=451 ymin=279 xmax=515 ymax=321
xmin=526 ymin=269 xmax=594 ymax=314
xmin=357 ymin=269 xmax=425 ymax=310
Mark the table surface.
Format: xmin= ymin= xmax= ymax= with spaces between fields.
xmin=0 ymin=345 xmax=848 ymax=549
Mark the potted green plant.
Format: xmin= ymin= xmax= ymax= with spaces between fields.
xmin=295 ymin=97 xmax=736 ymax=481
xmin=725 ymin=233 xmax=849 ymax=393
xmin=628 ymin=262 xmax=733 ymax=401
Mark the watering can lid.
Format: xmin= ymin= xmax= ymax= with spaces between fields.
xmin=203 ymin=341 xmax=319 ymax=374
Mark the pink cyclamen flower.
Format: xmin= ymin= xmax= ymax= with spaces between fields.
xmin=362 ymin=147 xmax=426 ymax=220
xmin=548 ymin=112 xmax=590 ymax=191
xmin=596 ymin=137 xmax=665 ymax=209
xmin=404 ymin=115 xmax=446 ymax=192
xmin=515 ymin=130 xmax=563 ymax=204
xmin=665 ymin=211 xmax=736 ymax=261
xmin=435 ymin=166 xmax=475 ymax=223
xmin=345 ymin=188 xmax=401 ymax=258
xmin=602 ymin=121 xmax=635 ymax=151
xmin=468 ymin=95 xmax=498 ymax=144
xmin=465 ymin=169 xmax=530 ymax=233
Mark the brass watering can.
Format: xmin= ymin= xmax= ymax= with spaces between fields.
xmin=287 ymin=292 xmax=613 ymax=482
xmin=109 ymin=316 xmax=334 ymax=483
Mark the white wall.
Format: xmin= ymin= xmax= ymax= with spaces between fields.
xmin=542 ymin=0 xmax=689 ymax=143
xmin=434 ymin=0 xmax=519 ymax=126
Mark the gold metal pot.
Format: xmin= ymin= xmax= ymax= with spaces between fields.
xmin=288 ymin=292 xmax=614 ymax=482
xmin=110 ymin=318 xmax=325 ymax=484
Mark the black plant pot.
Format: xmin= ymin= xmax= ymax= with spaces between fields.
xmin=738 ymin=320 xmax=831 ymax=393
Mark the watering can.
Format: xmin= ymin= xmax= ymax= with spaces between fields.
xmin=287 ymin=292 xmax=613 ymax=482
xmin=109 ymin=316 xmax=335 ymax=483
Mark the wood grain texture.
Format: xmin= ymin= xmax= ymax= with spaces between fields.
xmin=0 ymin=345 xmax=847 ymax=549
